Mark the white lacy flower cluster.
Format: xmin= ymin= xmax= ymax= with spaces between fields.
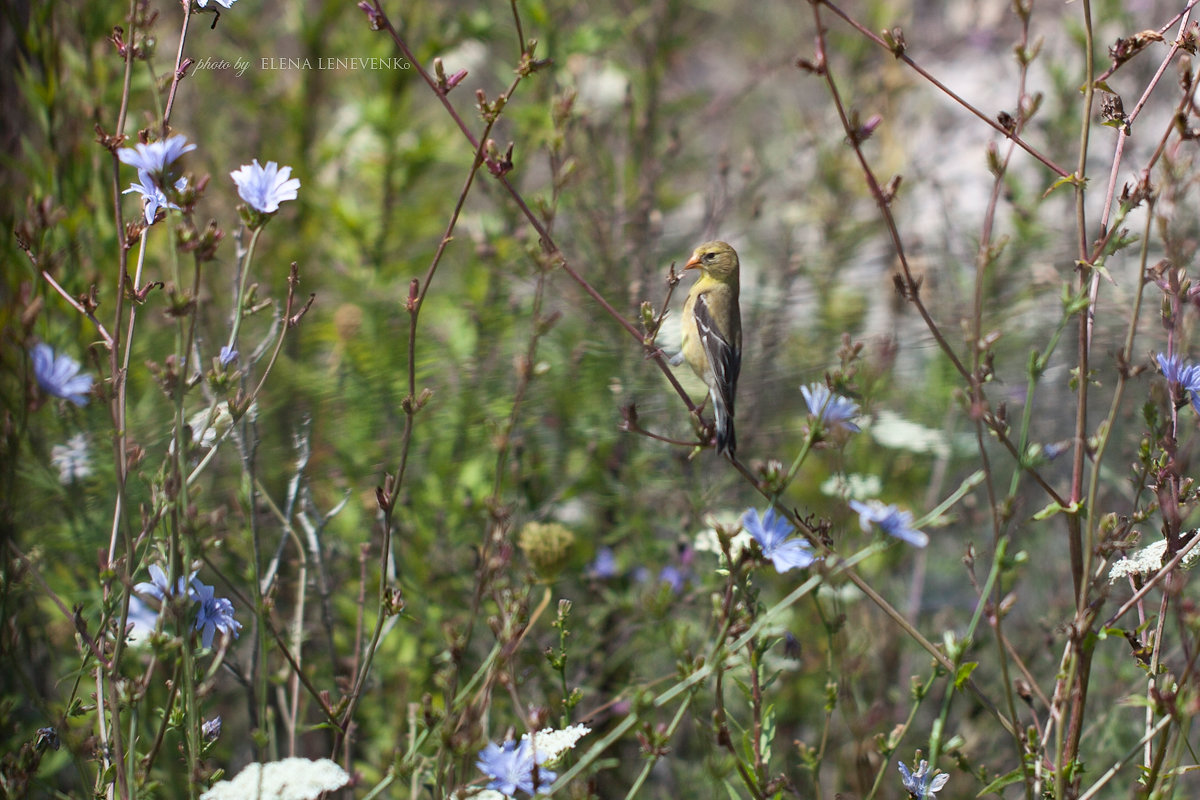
xmin=693 ymin=513 xmax=754 ymax=561
xmin=819 ymin=472 xmax=882 ymax=501
xmin=51 ymin=433 xmax=92 ymax=483
xmin=867 ymin=410 xmax=967 ymax=459
xmin=200 ymin=758 xmax=349 ymax=800
xmin=523 ymin=724 xmax=591 ymax=764
xmin=1109 ymin=537 xmax=1200 ymax=584
xmin=451 ymin=725 xmax=591 ymax=800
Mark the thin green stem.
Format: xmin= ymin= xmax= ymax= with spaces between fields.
xmin=1076 ymin=714 xmax=1173 ymax=800
xmin=621 ymin=694 xmax=698 ymax=800
xmin=928 ymin=538 xmax=1007 ymax=768
xmin=1058 ymin=2 xmax=1097 ymax=794
xmin=224 ymin=225 xmax=264 ymax=355
xmin=864 ymin=669 xmax=938 ymax=800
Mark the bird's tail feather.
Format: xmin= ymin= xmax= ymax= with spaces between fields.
xmin=711 ymin=390 xmax=736 ymax=456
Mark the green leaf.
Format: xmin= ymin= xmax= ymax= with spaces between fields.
xmin=1117 ymin=694 xmax=1157 ymax=709
xmin=1106 ymin=229 xmax=1141 ymax=256
xmin=1060 ymin=283 xmax=1091 ymax=315
xmin=955 ymin=661 xmax=979 ymax=689
xmin=1027 ymin=347 xmax=1045 ymax=377
xmin=759 ymin=704 xmax=776 ymax=766
xmin=1043 ymin=173 xmax=1086 ymax=198
xmin=914 ymin=470 xmax=984 ymax=529
xmin=977 ymin=766 xmax=1025 ymax=796
xmin=1032 ymin=500 xmax=1081 ymax=520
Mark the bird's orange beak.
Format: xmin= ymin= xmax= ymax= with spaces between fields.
xmin=684 ymin=255 xmax=702 ymax=270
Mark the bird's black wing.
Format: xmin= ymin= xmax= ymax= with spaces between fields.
xmin=693 ymin=292 xmax=741 ymax=415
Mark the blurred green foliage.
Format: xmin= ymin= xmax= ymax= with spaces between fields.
xmin=4 ymin=0 xmax=1200 ymax=798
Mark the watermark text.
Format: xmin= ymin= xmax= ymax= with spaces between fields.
xmin=192 ymin=56 xmax=252 ymax=78
xmin=261 ymin=57 xmax=411 ymax=71
xmin=191 ymin=55 xmax=412 ymax=77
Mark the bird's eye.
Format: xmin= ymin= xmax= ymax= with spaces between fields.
xmin=702 ymin=252 xmax=715 ymax=263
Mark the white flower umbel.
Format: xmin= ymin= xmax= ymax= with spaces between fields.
xmin=200 ymin=758 xmax=349 ymax=800
xmin=1109 ymin=537 xmax=1200 ymax=583
xmin=522 ymin=724 xmax=591 ymax=765
xmin=694 ymin=512 xmax=754 ymax=562
xmin=867 ymin=410 xmax=967 ymax=460
xmin=171 ymin=402 xmax=258 ymax=454
xmin=819 ymin=472 xmax=882 ymax=501
xmin=50 ymin=433 xmax=92 ymax=483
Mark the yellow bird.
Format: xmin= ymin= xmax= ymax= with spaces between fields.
xmin=679 ymin=241 xmax=742 ymax=456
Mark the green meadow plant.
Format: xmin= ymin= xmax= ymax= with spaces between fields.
xmin=5 ymin=0 xmax=1200 ymax=798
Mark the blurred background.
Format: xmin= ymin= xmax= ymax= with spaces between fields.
xmin=3 ymin=0 xmax=1199 ymax=796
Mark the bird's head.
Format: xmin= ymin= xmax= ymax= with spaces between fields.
xmin=685 ymin=241 xmax=739 ymax=278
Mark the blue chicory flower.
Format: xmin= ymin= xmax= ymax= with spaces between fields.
xmin=849 ymin=500 xmax=928 ymax=547
xmin=191 ymin=578 xmax=242 ymax=649
xmin=230 ymin=159 xmax=301 ymax=214
xmin=202 ymin=716 xmax=222 ymax=741
xmin=218 ymin=345 xmax=239 ymax=367
xmin=1157 ymin=352 xmax=1200 ymax=414
xmin=124 ymin=170 xmax=186 ymax=224
xmin=658 ymin=565 xmax=686 ymax=593
xmin=742 ymin=507 xmax=816 ymax=572
xmin=800 ymin=383 xmax=861 ymax=433
xmin=898 ymin=759 xmax=948 ymax=798
xmin=117 ymin=134 xmax=196 ymax=175
xmin=588 ymin=547 xmax=617 ymax=579
xmin=31 ymin=343 xmax=93 ymax=406
xmin=1041 ymin=441 xmax=1068 ymax=460
xmin=134 ymin=564 xmax=194 ymax=602
xmin=476 ymin=739 xmax=555 ymax=796
xmin=1156 ymin=352 xmax=1198 ymax=388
